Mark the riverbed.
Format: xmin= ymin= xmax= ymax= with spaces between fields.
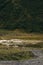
xmin=0 ymin=39 xmax=43 ymax=65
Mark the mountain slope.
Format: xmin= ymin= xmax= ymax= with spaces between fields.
xmin=0 ymin=0 xmax=43 ymax=33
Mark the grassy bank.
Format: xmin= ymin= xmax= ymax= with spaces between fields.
xmin=0 ymin=29 xmax=43 ymax=60
xmin=0 ymin=44 xmax=35 ymax=60
xmin=0 ymin=29 xmax=43 ymax=40
xmin=0 ymin=41 xmax=43 ymax=60
xmin=23 ymin=42 xmax=43 ymax=48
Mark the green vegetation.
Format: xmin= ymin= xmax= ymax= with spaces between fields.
xmin=0 ymin=41 xmax=43 ymax=60
xmin=0 ymin=29 xmax=43 ymax=40
xmin=0 ymin=44 xmax=35 ymax=60
xmin=0 ymin=0 xmax=43 ymax=33
xmin=0 ymin=0 xmax=43 ymax=60
xmin=23 ymin=42 xmax=43 ymax=48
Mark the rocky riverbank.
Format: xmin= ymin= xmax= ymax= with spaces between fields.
xmin=0 ymin=39 xmax=43 ymax=46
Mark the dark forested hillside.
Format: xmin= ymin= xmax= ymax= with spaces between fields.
xmin=0 ymin=0 xmax=43 ymax=33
